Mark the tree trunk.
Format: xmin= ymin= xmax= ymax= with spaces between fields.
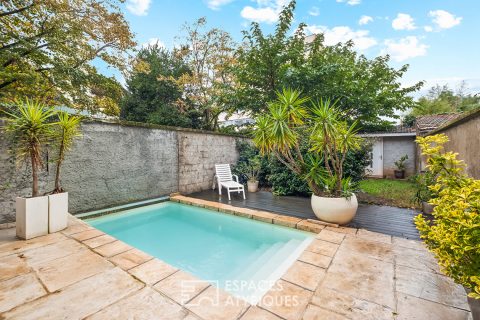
xmin=31 ymin=150 xmax=38 ymax=197
xmin=54 ymin=141 xmax=64 ymax=193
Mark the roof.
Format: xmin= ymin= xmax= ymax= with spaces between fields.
xmin=427 ymin=108 xmax=480 ymax=135
xmin=416 ymin=113 xmax=461 ymax=134
xmin=359 ymin=124 xmax=416 ymax=137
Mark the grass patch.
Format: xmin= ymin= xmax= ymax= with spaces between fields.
xmin=358 ymin=178 xmax=417 ymax=208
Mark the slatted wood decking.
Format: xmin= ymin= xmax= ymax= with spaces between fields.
xmin=189 ymin=190 xmax=420 ymax=240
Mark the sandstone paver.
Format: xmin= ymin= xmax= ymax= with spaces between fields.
xmin=306 ymin=239 xmax=339 ymax=257
xmin=281 ymin=261 xmax=325 ymax=291
xmin=395 ymin=265 xmax=469 ymax=310
xmin=61 ymin=223 xmax=93 ymax=236
xmin=316 ymin=229 xmax=345 ymax=244
xmin=325 ymin=226 xmax=357 ymax=235
xmin=321 ymin=249 xmax=395 ymax=309
xmin=1 ymin=268 xmax=143 ymax=320
xmin=311 ymin=287 xmax=394 ymax=320
xmin=393 ymin=244 xmax=441 ymax=274
xmin=273 ymin=216 xmax=302 ymax=228
xmin=0 ymin=254 xmax=30 ymax=281
xmin=70 ymin=229 xmax=105 ymax=241
xmin=82 ymin=234 xmax=116 ymax=248
xmin=186 ymin=286 xmax=249 ymax=320
xmin=93 ymin=240 xmax=132 ymax=257
xmin=86 ymin=287 xmax=188 ymax=320
xmin=356 ymin=229 xmax=392 ymax=244
xmin=338 ymin=236 xmax=393 ymax=262
xmin=0 ymin=273 xmax=47 ymax=313
xmin=302 ymin=304 xmax=348 ymax=320
xmin=240 ymin=306 xmax=283 ymax=320
xmin=297 ymin=251 xmax=331 ymax=269
xmin=35 ymin=249 xmax=113 ymax=292
xmin=392 ymin=237 xmax=426 ymax=251
xmin=258 ymin=280 xmax=313 ymax=320
xmin=154 ymin=270 xmax=210 ymax=305
xmin=0 ymin=232 xmax=66 ymax=258
xmin=296 ymin=221 xmax=324 ymax=233
xmin=109 ymin=248 xmax=153 ymax=270
xmin=20 ymin=238 xmax=86 ymax=267
xmin=128 ymin=258 xmax=178 ymax=285
xmin=396 ymin=293 xmax=471 ymax=320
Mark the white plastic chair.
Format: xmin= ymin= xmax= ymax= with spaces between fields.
xmin=214 ymin=164 xmax=246 ymax=201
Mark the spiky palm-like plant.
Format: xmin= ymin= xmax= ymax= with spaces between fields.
xmin=52 ymin=112 xmax=82 ymax=193
xmin=253 ymin=88 xmax=362 ymax=197
xmin=4 ymin=99 xmax=57 ymax=197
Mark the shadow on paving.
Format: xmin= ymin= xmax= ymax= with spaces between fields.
xmin=188 ymin=190 xmax=420 ymax=240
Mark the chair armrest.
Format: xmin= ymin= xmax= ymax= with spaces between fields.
xmin=232 ymin=175 xmax=239 ymax=183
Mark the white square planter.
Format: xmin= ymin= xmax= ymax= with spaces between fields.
xmin=48 ymin=192 xmax=68 ymax=233
xmin=16 ymin=196 xmax=49 ymax=240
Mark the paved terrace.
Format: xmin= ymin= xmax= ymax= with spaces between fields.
xmin=0 ymin=195 xmax=471 ymax=320
xmin=189 ymin=190 xmax=420 ymax=239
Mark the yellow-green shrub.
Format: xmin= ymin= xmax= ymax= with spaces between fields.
xmin=415 ymin=134 xmax=480 ymax=299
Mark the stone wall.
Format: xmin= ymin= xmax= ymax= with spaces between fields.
xmin=429 ymin=110 xmax=480 ymax=179
xmin=383 ymin=136 xmax=416 ymax=178
xmin=0 ymin=120 xmax=241 ymax=223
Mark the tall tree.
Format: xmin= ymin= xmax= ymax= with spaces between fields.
xmin=121 ymin=44 xmax=197 ymax=128
xmin=411 ymin=83 xmax=480 ymax=116
xmin=234 ymin=0 xmax=422 ymax=130
xmin=175 ymin=17 xmax=237 ymax=130
xmin=0 ymin=0 xmax=135 ymax=115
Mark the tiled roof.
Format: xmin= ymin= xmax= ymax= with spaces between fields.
xmin=416 ymin=113 xmax=461 ymax=134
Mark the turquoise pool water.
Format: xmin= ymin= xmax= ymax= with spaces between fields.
xmin=86 ymin=201 xmax=313 ymax=302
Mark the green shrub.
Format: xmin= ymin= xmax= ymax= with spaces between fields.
xmin=415 ymin=134 xmax=480 ymax=299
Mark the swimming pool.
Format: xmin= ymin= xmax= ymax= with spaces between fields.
xmin=86 ymin=201 xmax=313 ymax=303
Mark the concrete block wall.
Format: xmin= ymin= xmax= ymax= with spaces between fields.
xmin=0 ymin=120 xmax=241 ymax=223
xmin=383 ymin=136 xmax=416 ymax=178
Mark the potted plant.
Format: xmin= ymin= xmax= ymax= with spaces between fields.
xmin=253 ymin=88 xmax=362 ymax=225
xmin=237 ymin=156 xmax=262 ymax=192
xmin=394 ymin=154 xmax=408 ymax=179
xmin=48 ymin=112 xmax=81 ymax=233
xmin=415 ymin=134 xmax=480 ymax=315
xmin=411 ymin=171 xmax=435 ymax=214
xmin=4 ymin=99 xmax=57 ymax=239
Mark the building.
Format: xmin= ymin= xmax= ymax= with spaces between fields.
xmin=361 ymin=113 xmax=465 ymax=178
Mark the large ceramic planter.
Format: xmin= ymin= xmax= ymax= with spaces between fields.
xmin=48 ymin=192 xmax=68 ymax=233
xmin=311 ymin=194 xmax=358 ymax=225
xmin=16 ymin=196 xmax=49 ymax=240
xmin=247 ymin=181 xmax=259 ymax=193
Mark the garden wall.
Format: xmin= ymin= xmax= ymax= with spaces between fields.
xmin=427 ymin=110 xmax=480 ymax=179
xmin=0 ymin=120 xmax=241 ymax=223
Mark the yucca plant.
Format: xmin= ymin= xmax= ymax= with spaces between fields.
xmin=4 ymin=99 xmax=57 ymax=197
xmin=253 ymin=88 xmax=362 ymax=197
xmin=52 ymin=112 xmax=82 ymax=194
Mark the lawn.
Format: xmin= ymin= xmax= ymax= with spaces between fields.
xmin=358 ymin=178 xmax=417 ymax=209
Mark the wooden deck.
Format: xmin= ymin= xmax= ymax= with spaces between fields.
xmin=189 ymin=190 xmax=420 ymax=240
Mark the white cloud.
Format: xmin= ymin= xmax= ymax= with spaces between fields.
xmin=392 ymin=13 xmax=416 ymax=30
xmin=309 ymin=6 xmax=319 ymax=17
xmin=382 ymin=36 xmax=428 ymax=61
xmin=207 ymin=0 xmax=233 ymax=10
xmin=358 ymin=15 xmax=373 ymax=25
xmin=424 ymin=26 xmax=433 ymax=32
xmin=336 ymin=0 xmax=361 ymax=6
xmin=126 ymin=0 xmax=151 ymax=16
xmin=429 ymin=10 xmax=462 ymax=29
xmin=240 ymin=0 xmax=289 ymax=24
xmin=141 ymin=38 xmax=165 ymax=48
xmin=306 ymin=25 xmax=377 ymax=50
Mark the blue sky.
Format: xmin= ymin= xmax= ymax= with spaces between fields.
xmin=117 ymin=0 xmax=480 ymax=96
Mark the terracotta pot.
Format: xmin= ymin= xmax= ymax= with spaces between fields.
xmin=247 ymin=180 xmax=259 ymax=193
xmin=311 ymin=194 xmax=358 ymax=225
xmin=48 ymin=192 xmax=69 ymax=233
xmin=16 ymin=196 xmax=49 ymax=240
xmin=394 ymin=170 xmax=405 ymax=179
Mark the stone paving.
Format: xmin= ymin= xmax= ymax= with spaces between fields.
xmin=0 ymin=197 xmax=472 ymax=320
